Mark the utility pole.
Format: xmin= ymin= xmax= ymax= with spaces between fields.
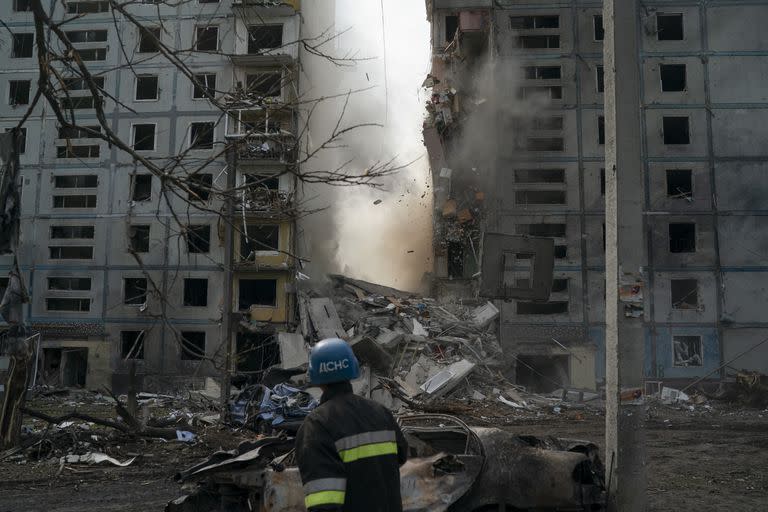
xmin=603 ymin=1 xmax=647 ymax=511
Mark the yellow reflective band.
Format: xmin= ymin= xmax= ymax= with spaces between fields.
xmin=305 ymin=490 xmax=346 ymax=508
xmin=338 ymin=441 xmax=398 ymax=463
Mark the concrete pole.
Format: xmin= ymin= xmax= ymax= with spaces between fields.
xmin=603 ymin=1 xmax=647 ymax=511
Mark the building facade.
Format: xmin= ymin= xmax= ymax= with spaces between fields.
xmin=424 ymin=0 xmax=768 ymax=391
xmin=0 ymin=0 xmax=301 ymax=391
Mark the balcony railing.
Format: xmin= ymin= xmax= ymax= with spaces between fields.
xmin=234 ymin=134 xmax=296 ymax=163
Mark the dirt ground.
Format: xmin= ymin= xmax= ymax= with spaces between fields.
xmin=0 ymin=397 xmax=766 ymax=512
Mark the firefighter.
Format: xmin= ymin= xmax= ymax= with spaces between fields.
xmin=295 ymin=337 xmax=408 ymax=512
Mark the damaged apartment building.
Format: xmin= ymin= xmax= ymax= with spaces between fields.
xmin=0 ymin=0 xmax=302 ymax=390
xmin=423 ymin=0 xmax=768 ymax=391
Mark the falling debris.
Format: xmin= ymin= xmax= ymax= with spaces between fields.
xmin=373 ymin=199 xmax=383 ymax=205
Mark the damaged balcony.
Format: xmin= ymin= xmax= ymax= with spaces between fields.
xmin=232 ymin=0 xmax=300 ymax=18
xmin=231 ymin=13 xmax=300 ymax=67
xmin=226 ymin=108 xmax=297 ymax=164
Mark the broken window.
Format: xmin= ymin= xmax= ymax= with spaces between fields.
xmin=75 ymin=48 xmax=107 ymax=61
xmin=139 ymin=26 xmax=161 ymax=53
xmin=240 ymin=225 xmax=279 ymax=260
xmin=526 ymin=137 xmax=564 ymax=152
xmin=663 ymin=116 xmax=690 ymax=144
xmin=58 ymin=125 xmax=101 ymax=139
xmin=65 ymin=29 xmax=107 ymax=43
xmin=60 ymin=96 xmax=96 ymax=109
xmin=673 ymin=335 xmax=703 ymax=367
xmin=183 ymin=278 xmax=208 ymax=307
xmin=669 ymin=222 xmax=696 ymax=253
xmin=657 ymin=13 xmax=684 ymax=41
xmin=121 ymin=331 xmax=145 ymax=360
xmin=598 ymin=116 xmax=605 ymax=145
xmin=195 ymin=26 xmax=218 ymax=51
xmin=445 ymin=15 xmax=459 ymax=42
xmin=14 ymin=0 xmax=32 ymax=11
xmin=515 ymin=223 xmax=566 ymax=237
xmin=53 ymin=195 xmax=97 ymax=208
xmin=190 ymin=122 xmax=214 ymax=149
xmin=135 ymin=75 xmax=159 ymax=100
xmin=56 ymin=145 xmax=100 ymax=158
xmin=238 ymin=279 xmax=277 ymax=309
xmin=600 ymin=168 xmax=606 ymax=195
xmin=671 ymin=278 xmax=698 ymax=310
xmin=523 ymin=66 xmax=561 ymax=80
xmin=54 ymin=175 xmax=97 ymax=188
xmin=192 ymin=73 xmax=216 ymax=99
xmin=516 ymin=35 xmax=560 ymax=49
xmin=510 ymin=15 xmax=559 ymax=29
xmin=46 ymin=298 xmax=90 ymax=312
xmin=128 ymin=225 xmax=150 ymax=253
xmin=532 ymin=116 xmax=564 ymax=131
xmin=5 ymin=127 xmax=27 ymax=154
xmin=596 ymin=65 xmax=604 ymax=93
xmin=49 ymin=246 xmax=93 ymax=259
xmin=185 ymin=225 xmax=211 ymax=253
xmin=124 ymin=277 xmax=148 ymax=305
xmin=63 ymin=76 xmax=105 ymax=90
xmin=181 ymin=332 xmax=206 ymax=360
xmin=514 ymin=169 xmax=565 ymax=184
xmin=593 ymin=15 xmax=604 ymax=41
xmin=131 ymin=174 xmax=152 ymax=201
xmin=666 ymin=169 xmax=693 ymax=199
xmin=9 ymin=80 xmax=31 ymax=106
xmin=188 ymin=173 xmax=213 ymax=202
xmin=516 ymin=301 xmax=568 ymax=315
xmin=236 ymin=332 xmax=279 ymax=373
xmin=132 ymin=124 xmax=156 ymax=151
xmin=12 ymin=34 xmax=33 ymax=58
xmin=247 ymin=24 xmax=283 ymax=52
xmin=660 ymin=64 xmax=686 ymax=92
xmin=447 ymin=242 xmax=464 ymax=278
xmin=66 ymin=1 xmax=109 ymax=14
xmin=246 ymin=73 xmax=282 ymax=98
xmin=48 ymin=277 xmax=91 ymax=291
xmin=515 ymin=190 xmax=566 ymax=205
xmin=51 ymin=226 xmax=94 ymax=239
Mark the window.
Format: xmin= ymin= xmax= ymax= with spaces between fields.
xmin=63 ymin=76 xmax=105 ymax=90
xmin=667 ymin=169 xmax=693 ymax=199
xmin=671 ymin=279 xmax=698 ymax=310
xmin=135 ymin=75 xmax=158 ymax=100
xmin=60 ymin=96 xmax=96 ymax=109
xmin=192 ymin=73 xmax=216 ymax=99
xmin=12 ymin=34 xmax=33 ymax=58
xmin=58 ymin=125 xmax=101 ymax=139
xmin=54 ymin=175 xmax=98 ymax=188
xmin=48 ymin=277 xmax=91 ymax=291
xmin=124 ymin=278 xmax=148 ymax=305
xmin=190 ymin=122 xmax=214 ymax=149
xmin=56 ymin=145 xmax=100 ymax=158
xmin=14 ymin=0 xmax=32 ymax=11
xmin=180 ymin=332 xmax=205 ymax=360
xmin=49 ymin=246 xmax=93 ymax=259
xmin=185 ymin=225 xmax=210 ymax=253
xmin=5 ymin=128 xmax=27 ymax=154
xmin=657 ymin=13 xmax=683 ymax=41
xmin=445 ymin=15 xmax=459 ymax=42
xmin=517 ymin=301 xmax=568 ymax=314
xmin=65 ymin=30 xmax=107 ymax=43
xmin=660 ymin=64 xmax=686 ymax=92
xmin=510 ymin=15 xmax=559 ymax=29
xmin=121 ymin=331 xmax=145 ymax=360
xmin=532 ymin=117 xmax=564 ymax=131
xmin=128 ymin=225 xmax=150 ymax=253
xmin=523 ymin=66 xmax=561 ymax=80
xmin=188 ymin=173 xmax=212 ymax=202
xmin=53 ymin=195 xmax=97 ymax=208
xmin=513 ymin=169 xmax=565 ymax=184
xmin=515 ymin=223 xmax=566 ymax=237
xmin=131 ymin=174 xmax=152 ymax=201
xmin=554 ymin=246 xmax=568 ymax=259
xmin=46 ymin=298 xmax=90 ymax=312
xmin=519 ymin=85 xmax=562 ymax=100
xmin=600 ymin=168 xmax=606 ymax=195
xmin=596 ymin=65 xmax=604 ymax=93
xmin=138 ymin=27 xmax=161 ymax=53
xmin=183 ymin=278 xmax=208 ymax=307
xmin=247 ymin=25 xmax=283 ymax=53
xmin=516 ymin=35 xmax=560 ymax=49
xmin=195 ymin=26 xmax=218 ymax=51
xmin=51 ymin=226 xmax=94 ymax=239
xmin=246 ymin=73 xmax=282 ymax=98
xmin=132 ymin=124 xmax=156 ymax=151
xmin=516 ymin=190 xmax=566 ymax=205
xmin=238 ymin=279 xmax=277 ymax=309
xmin=669 ymin=223 xmax=696 ymax=253
xmin=673 ymin=335 xmax=703 ymax=367
xmin=525 ymin=137 xmax=564 ymax=152
xmin=663 ymin=116 xmax=690 ymax=145
xmin=75 ymin=48 xmax=107 ymax=61
xmin=9 ymin=80 xmax=31 ymax=106
xmin=66 ymin=1 xmax=109 ymax=14
xmin=594 ymin=15 xmax=604 ymax=41
xmin=598 ymin=116 xmax=605 ymax=145
xmin=240 ymin=225 xmax=279 ymax=260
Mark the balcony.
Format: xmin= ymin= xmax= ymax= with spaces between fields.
xmin=232 ymin=0 xmax=300 ymax=17
xmin=235 ymin=134 xmax=296 ymax=164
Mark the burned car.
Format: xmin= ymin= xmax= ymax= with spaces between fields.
xmin=167 ymin=414 xmax=605 ymax=512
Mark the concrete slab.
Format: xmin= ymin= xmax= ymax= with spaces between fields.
xmin=307 ymin=298 xmax=346 ymax=340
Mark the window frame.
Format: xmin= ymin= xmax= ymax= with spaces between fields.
xmin=182 ymin=278 xmax=209 ymax=307
xmin=9 ymin=80 xmax=31 ymax=106
xmin=123 ymin=277 xmax=149 ymax=306
xmin=135 ymin=75 xmax=159 ymax=101
xmin=11 ymin=33 xmax=34 ymax=58
xmin=189 ymin=122 xmax=215 ymax=150
xmin=138 ymin=26 xmax=161 ymax=53
xmin=131 ymin=122 xmax=157 ymax=151
xmin=195 ymin=25 xmax=219 ymax=52
xmin=192 ymin=73 xmax=216 ymax=100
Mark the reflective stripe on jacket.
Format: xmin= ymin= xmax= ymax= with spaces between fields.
xmin=295 ymin=383 xmax=408 ymax=512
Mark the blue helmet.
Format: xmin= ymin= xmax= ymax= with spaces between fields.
xmin=308 ymin=338 xmax=360 ymax=385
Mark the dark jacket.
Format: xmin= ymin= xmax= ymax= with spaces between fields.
xmin=295 ymin=382 xmax=408 ymax=512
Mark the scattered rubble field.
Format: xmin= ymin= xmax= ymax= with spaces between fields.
xmin=0 ymin=396 xmax=765 ymax=512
